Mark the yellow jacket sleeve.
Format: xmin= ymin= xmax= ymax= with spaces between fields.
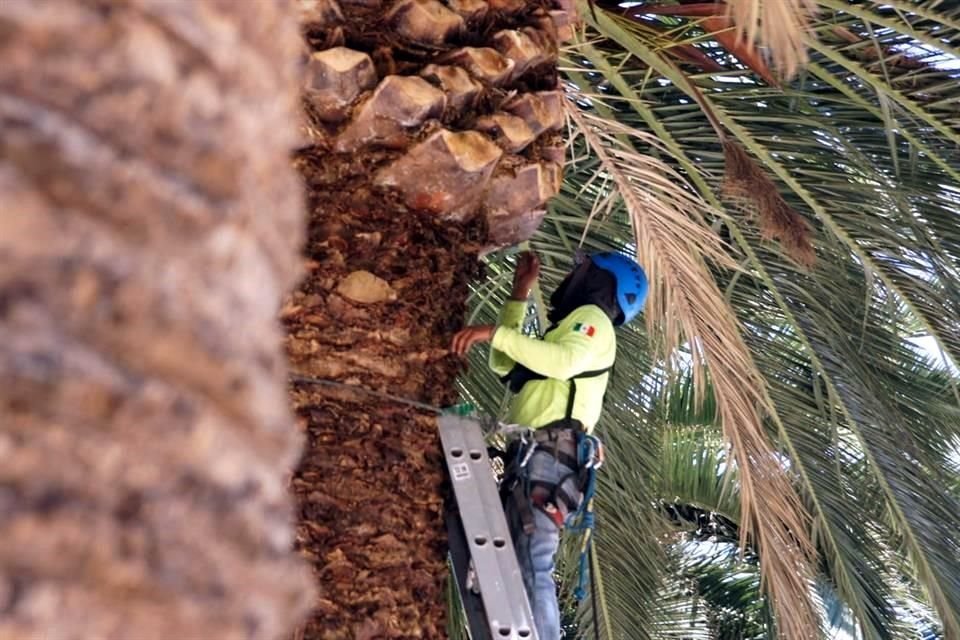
xmin=491 ymin=306 xmax=614 ymax=380
xmin=488 ymin=300 xmax=527 ymax=376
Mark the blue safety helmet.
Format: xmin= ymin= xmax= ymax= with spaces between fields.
xmin=590 ymin=252 xmax=648 ymax=325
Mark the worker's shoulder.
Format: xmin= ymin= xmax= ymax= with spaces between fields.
xmin=561 ymin=305 xmax=615 ymax=336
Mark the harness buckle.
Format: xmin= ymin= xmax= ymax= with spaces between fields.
xmin=518 ymin=441 xmax=538 ymax=468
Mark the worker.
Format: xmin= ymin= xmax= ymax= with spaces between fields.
xmin=451 ymin=249 xmax=648 ymax=640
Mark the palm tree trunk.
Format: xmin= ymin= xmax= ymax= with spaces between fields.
xmin=0 ymin=2 xmax=313 ymax=639
xmin=286 ymin=0 xmax=574 ymax=636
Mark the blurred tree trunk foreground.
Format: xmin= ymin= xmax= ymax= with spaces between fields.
xmin=0 ymin=1 xmax=314 ymax=639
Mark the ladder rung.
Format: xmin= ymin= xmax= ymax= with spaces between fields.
xmin=438 ymin=415 xmax=539 ymax=640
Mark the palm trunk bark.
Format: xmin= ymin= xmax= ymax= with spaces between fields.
xmin=0 ymin=2 xmax=313 ymax=638
xmin=286 ymin=0 xmax=574 ymax=637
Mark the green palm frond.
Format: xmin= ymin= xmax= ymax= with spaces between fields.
xmin=565 ymin=94 xmax=820 ymax=639
xmin=679 ymin=543 xmax=773 ymax=640
xmin=558 ymin=2 xmax=960 ymax=635
xmin=581 ymin=395 xmax=675 ymax=639
xmin=458 ymin=0 xmax=960 ymax=637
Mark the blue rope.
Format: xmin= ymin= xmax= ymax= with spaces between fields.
xmin=565 ymin=469 xmax=596 ymax=532
xmin=567 ymin=434 xmax=601 ymax=601
xmin=573 ymin=534 xmax=593 ymax=601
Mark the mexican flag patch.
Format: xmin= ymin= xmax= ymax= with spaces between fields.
xmin=573 ymin=323 xmax=596 ymax=337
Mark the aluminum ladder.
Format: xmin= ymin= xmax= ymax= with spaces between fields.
xmin=439 ymin=414 xmax=539 ymax=640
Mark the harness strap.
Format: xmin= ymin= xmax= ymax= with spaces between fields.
xmin=502 ymin=362 xmax=612 ymax=420
xmin=529 ymin=479 xmax=579 ymax=513
xmin=547 ymin=449 xmax=579 ymax=471
xmin=511 ymin=481 xmax=537 ymax=535
xmin=564 ymin=366 xmax=612 ymax=420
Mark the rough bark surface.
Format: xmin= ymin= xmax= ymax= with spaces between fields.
xmin=0 ymin=2 xmax=313 ymax=639
xmin=287 ymin=0 xmax=572 ymax=637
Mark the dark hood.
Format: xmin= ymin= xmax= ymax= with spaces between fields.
xmin=501 ymin=259 xmax=622 ymax=394
xmin=548 ymin=260 xmax=623 ymax=326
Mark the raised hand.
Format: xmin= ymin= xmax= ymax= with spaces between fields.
xmin=511 ymin=251 xmax=540 ymax=301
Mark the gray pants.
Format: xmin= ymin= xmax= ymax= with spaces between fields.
xmin=504 ymin=447 xmax=581 ymax=640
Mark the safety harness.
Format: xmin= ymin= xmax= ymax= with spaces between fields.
xmin=495 ymin=360 xmax=608 ymax=609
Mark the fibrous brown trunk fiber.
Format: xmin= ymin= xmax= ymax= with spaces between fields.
xmin=1 ymin=1 xmax=313 ymax=639
xmin=286 ymin=0 xmax=574 ymax=637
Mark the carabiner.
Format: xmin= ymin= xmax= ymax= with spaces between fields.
xmin=519 ymin=441 xmax=538 ymax=468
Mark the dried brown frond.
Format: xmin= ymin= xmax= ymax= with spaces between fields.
xmin=722 ymin=140 xmax=815 ymax=267
xmin=701 ymin=16 xmax=780 ymax=87
xmin=568 ymin=100 xmax=819 ymax=640
xmin=725 ymin=0 xmax=817 ymax=79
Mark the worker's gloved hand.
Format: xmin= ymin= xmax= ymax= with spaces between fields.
xmin=510 ymin=251 xmax=540 ymax=301
xmin=451 ymin=325 xmax=495 ymax=356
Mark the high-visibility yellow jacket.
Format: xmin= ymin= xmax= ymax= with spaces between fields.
xmin=489 ymin=300 xmax=616 ymax=433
